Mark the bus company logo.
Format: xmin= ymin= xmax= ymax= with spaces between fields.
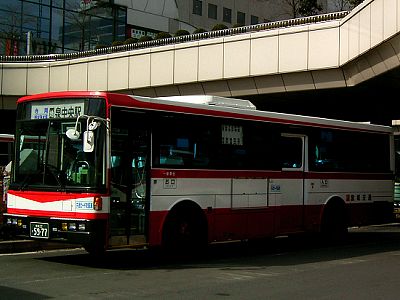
xmin=270 ymin=183 xmax=281 ymax=192
xmin=75 ymin=200 xmax=93 ymax=210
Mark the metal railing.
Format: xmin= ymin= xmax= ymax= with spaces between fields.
xmin=0 ymin=11 xmax=349 ymax=63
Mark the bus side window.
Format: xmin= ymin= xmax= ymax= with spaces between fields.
xmin=281 ymin=136 xmax=303 ymax=169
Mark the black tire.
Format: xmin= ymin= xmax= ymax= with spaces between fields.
xmin=84 ymin=222 xmax=106 ymax=256
xmin=162 ymin=204 xmax=207 ymax=257
xmin=321 ymin=201 xmax=348 ymax=244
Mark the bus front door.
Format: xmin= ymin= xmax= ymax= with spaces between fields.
xmin=109 ymin=127 xmax=149 ymax=248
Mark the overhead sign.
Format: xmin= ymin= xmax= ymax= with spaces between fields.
xmin=31 ymin=101 xmax=84 ymax=120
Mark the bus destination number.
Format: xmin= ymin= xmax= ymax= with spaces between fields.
xmin=30 ymin=222 xmax=49 ymax=239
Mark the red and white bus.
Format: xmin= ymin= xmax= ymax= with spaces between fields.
xmin=3 ymin=91 xmax=394 ymax=253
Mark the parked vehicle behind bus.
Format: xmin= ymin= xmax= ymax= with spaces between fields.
xmin=0 ymin=134 xmax=13 ymax=225
xmin=3 ymin=91 xmax=395 ymax=254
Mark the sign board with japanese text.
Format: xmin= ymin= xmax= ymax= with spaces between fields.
xmin=30 ymin=100 xmax=84 ymax=120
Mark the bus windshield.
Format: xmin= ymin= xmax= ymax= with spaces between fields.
xmin=12 ymin=118 xmax=106 ymax=191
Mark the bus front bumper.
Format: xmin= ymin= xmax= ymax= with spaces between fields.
xmin=3 ymin=214 xmax=103 ymax=245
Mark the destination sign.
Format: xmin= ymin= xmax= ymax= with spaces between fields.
xmin=31 ymin=101 xmax=84 ymax=120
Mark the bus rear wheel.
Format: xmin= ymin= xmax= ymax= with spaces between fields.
xmin=321 ymin=200 xmax=348 ymax=244
xmin=162 ymin=203 xmax=207 ymax=256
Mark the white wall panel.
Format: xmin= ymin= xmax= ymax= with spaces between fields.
xmin=174 ymin=42 xmax=199 ymax=84
xmin=384 ymin=0 xmax=397 ymax=40
xmin=339 ymin=21 xmax=349 ymax=65
xmin=359 ymin=6 xmax=371 ymax=54
xmin=198 ymin=39 xmax=224 ymax=81
xmin=250 ymin=31 xmax=279 ymax=76
xmin=27 ymin=63 xmax=49 ymax=95
xmin=129 ymin=50 xmax=151 ymax=88
xmin=68 ymin=60 xmax=88 ymax=91
xmin=108 ymin=56 xmax=129 ymax=91
xmin=370 ymin=0 xmax=384 ymax=48
xmin=398 ymin=0 xmax=400 ymax=32
xmin=49 ymin=63 xmax=69 ymax=92
xmin=2 ymin=64 xmax=27 ymax=95
xmin=150 ymin=46 xmax=174 ymax=86
xmin=88 ymin=58 xmax=108 ymax=91
xmin=224 ymin=36 xmax=250 ymax=78
xmin=348 ymin=14 xmax=360 ymax=61
xmin=308 ymin=27 xmax=340 ymax=69
xmin=279 ymin=28 xmax=308 ymax=73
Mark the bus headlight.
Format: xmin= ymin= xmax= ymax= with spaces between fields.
xmin=78 ymin=223 xmax=86 ymax=231
xmin=61 ymin=222 xmax=68 ymax=231
xmin=68 ymin=223 xmax=76 ymax=231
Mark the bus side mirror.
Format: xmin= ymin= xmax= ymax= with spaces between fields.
xmin=83 ymin=131 xmax=94 ymax=152
xmin=66 ymin=128 xmax=80 ymax=140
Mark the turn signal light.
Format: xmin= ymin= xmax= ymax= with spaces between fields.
xmin=94 ymin=196 xmax=102 ymax=211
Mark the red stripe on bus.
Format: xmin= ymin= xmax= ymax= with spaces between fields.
xmin=6 ymin=208 xmax=108 ymax=220
xmin=7 ymin=190 xmax=101 ymax=203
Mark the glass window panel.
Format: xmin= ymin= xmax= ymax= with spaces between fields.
xmin=208 ymin=3 xmax=217 ymax=19
xmin=223 ymin=7 xmax=231 ymax=23
xmin=41 ymin=5 xmax=50 ymax=19
xmin=64 ymin=0 xmax=83 ymax=12
xmin=0 ymin=24 xmax=19 ymax=38
xmin=237 ymin=11 xmax=245 ymax=25
xmin=90 ymin=6 xmax=112 ymax=18
xmin=193 ymin=0 xmax=202 ymax=16
xmin=116 ymin=24 xmax=126 ymax=41
xmin=40 ymin=17 xmax=50 ymax=33
xmin=251 ymin=15 xmax=259 ymax=25
xmin=0 ymin=3 xmax=22 ymax=36
xmin=1 ymin=1 xmax=22 ymax=14
xmin=117 ymin=7 xmax=126 ymax=20
xmin=29 ymin=0 xmax=50 ymax=4
xmin=92 ymin=17 xmax=113 ymax=46
xmin=22 ymin=15 xmax=39 ymax=31
xmin=51 ymin=8 xmax=64 ymax=43
xmin=53 ymin=0 xmax=64 ymax=9
xmin=23 ymin=2 xmax=39 ymax=17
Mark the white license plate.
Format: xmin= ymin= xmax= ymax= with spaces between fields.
xmin=30 ymin=222 xmax=49 ymax=239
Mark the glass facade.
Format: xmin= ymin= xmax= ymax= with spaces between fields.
xmin=0 ymin=0 xmax=127 ymax=55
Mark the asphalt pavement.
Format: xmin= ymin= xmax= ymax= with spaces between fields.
xmin=0 ymin=224 xmax=79 ymax=254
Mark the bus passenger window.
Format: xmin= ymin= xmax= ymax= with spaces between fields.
xmin=281 ymin=136 xmax=303 ymax=169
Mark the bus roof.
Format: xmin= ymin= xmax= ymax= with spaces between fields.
xmin=0 ymin=133 xmax=14 ymax=142
xmin=17 ymin=91 xmax=392 ymax=134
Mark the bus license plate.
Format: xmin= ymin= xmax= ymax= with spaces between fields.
xmin=30 ymin=222 xmax=49 ymax=239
